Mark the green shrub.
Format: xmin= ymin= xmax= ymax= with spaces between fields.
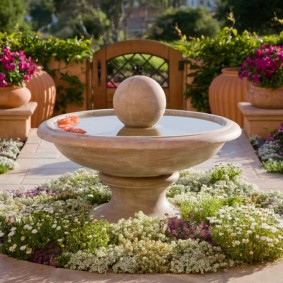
xmin=263 ymin=160 xmax=283 ymax=173
xmin=209 ymin=205 xmax=283 ymax=263
xmin=0 ymin=31 xmax=93 ymax=67
xmin=180 ymin=194 xmax=223 ymax=223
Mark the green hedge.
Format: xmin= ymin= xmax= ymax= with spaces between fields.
xmin=0 ymin=31 xmax=94 ymax=68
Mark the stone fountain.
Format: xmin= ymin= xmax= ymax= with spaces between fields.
xmin=38 ymin=76 xmax=241 ymax=222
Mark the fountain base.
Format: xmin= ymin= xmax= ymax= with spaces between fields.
xmin=92 ymin=172 xmax=180 ymax=222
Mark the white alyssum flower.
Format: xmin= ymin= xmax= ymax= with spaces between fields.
xmin=8 ymin=244 xmax=17 ymax=252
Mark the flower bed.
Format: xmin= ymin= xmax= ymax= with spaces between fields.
xmin=0 ymin=164 xmax=283 ymax=274
xmin=250 ymin=123 xmax=283 ymax=173
xmin=0 ymin=139 xmax=24 ymax=174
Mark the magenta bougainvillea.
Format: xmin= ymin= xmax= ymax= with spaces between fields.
xmin=239 ymin=45 xmax=283 ymax=89
xmin=0 ymin=47 xmax=37 ymax=87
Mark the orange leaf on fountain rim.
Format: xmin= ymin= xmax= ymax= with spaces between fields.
xmin=61 ymin=126 xmax=87 ymax=134
xmin=57 ymin=115 xmax=80 ymax=128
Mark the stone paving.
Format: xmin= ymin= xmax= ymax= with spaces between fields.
xmin=0 ymin=128 xmax=282 ymax=283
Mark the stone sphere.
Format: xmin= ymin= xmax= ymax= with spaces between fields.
xmin=113 ymin=75 xmax=166 ymax=128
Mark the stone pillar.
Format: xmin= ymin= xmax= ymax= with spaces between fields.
xmin=0 ymin=102 xmax=37 ymax=141
xmin=238 ymin=102 xmax=283 ymax=138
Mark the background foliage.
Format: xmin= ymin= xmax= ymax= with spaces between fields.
xmin=147 ymin=7 xmax=220 ymax=41
xmin=1 ymin=1 xmax=283 ymax=112
xmin=216 ymin=0 xmax=283 ymax=35
xmin=175 ymin=25 xmax=283 ymax=112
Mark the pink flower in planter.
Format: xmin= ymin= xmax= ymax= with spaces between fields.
xmin=239 ymin=45 xmax=283 ymax=89
xmin=0 ymin=47 xmax=37 ymax=87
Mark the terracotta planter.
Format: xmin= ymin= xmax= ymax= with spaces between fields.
xmin=0 ymin=86 xmax=31 ymax=109
xmin=26 ymin=68 xmax=56 ymax=127
xmin=248 ymin=84 xmax=283 ymax=109
xmin=209 ymin=67 xmax=250 ymax=127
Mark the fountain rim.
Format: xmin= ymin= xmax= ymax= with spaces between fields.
xmin=38 ymin=109 xmax=241 ymax=146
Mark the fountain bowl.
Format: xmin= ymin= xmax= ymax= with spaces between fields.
xmin=38 ymin=109 xmax=241 ymax=177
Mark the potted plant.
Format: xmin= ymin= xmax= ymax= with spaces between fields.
xmin=0 ymin=47 xmax=37 ymax=108
xmin=208 ymin=67 xmax=250 ymax=127
xmin=238 ymin=45 xmax=283 ymax=108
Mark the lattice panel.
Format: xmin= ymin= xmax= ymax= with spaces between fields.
xmin=106 ymin=53 xmax=169 ymax=88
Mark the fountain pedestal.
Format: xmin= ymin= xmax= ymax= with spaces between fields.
xmin=93 ymin=172 xmax=180 ymax=222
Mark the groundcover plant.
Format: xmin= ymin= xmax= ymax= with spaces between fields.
xmin=250 ymin=123 xmax=283 ymax=174
xmin=0 ymin=139 xmax=24 ymax=174
xmin=0 ymin=164 xmax=283 ymax=274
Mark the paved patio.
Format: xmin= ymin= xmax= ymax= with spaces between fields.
xmin=0 ymin=128 xmax=282 ymax=283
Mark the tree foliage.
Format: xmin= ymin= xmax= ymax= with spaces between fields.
xmin=148 ymin=7 xmax=220 ymax=41
xmin=29 ymin=0 xmax=55 ymax=31
xmin=0 ymin=0 xmax=30 ymax=33
xmin=215 ymin=0 xmax=283 ymax=34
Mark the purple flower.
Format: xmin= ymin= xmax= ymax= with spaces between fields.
xmin=239 ymin=45 xmax=283 ymax=88
xmin=0 ymin=47 xmax=37 ymax=87
xmin=0 ymin=81 xmax=8 ymax=87
xmin=165 ymin=217 xmax=213 ymax=244
xmin=0 ymin=72 xmax=5 ymax=80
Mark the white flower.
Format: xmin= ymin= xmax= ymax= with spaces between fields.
xmin=8 ymin=244 xmax=17 ymax=252
xmin=31 ymin=229 xmax=38 ymax=234
xmin=20 ymin=245 xmax=26 ymax=251
xmin=0 ymin=231 xmax=4 ymax=237
xmin=260 ymin=223 xmax=270 ymax=229
xmin=8 ymin=231 xmax=15 ymax=237
xmin=56 ymin=226 xmax=61 ymax=230
xmin=271 ymin=227 xmax=278 ymax=233
xmin=23 ymin=224 xmax=32 ymax=230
